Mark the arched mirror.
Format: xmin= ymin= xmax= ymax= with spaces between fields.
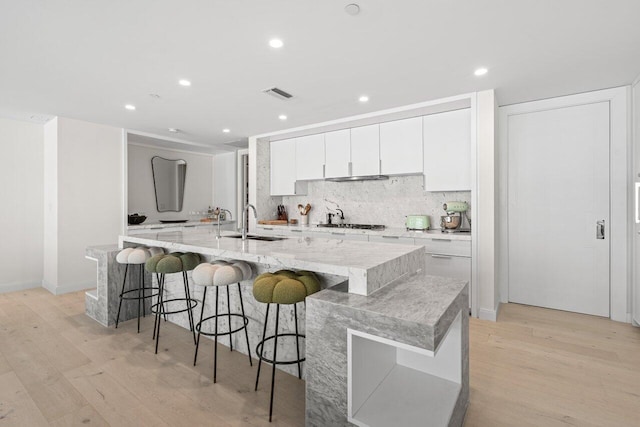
xmin=151 ymin=156 xmax=187 ymax=212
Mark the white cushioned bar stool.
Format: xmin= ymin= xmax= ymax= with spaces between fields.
xmin=192 ymin=260 xmax=253 ymax=383
xmin=115 ymin=246 xmax=165 ymax=333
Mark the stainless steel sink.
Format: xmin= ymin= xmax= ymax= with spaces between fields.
xmin=223 ymin=234 xmax=286 ymax=241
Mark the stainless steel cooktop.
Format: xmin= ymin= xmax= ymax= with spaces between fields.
xmin=317 ymin=223 xmax=386 ymax=230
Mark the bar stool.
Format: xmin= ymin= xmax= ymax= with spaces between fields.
xmin=115 ymin=246 xmax=165 ymax=333
xmin=192 ymin=260 xmax=253 ymax=383
xmin=253 ymin=270 xmax=321 ymax=422
xmin=145 ymin=252 xmax=201 ymax=354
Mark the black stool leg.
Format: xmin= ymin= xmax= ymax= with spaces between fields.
xmin=137 ymin=265 xmax=142 ymax=333
xmin=214 ymin=286 xmax=219 ymax=383
xmin=141 ymin=265 xmax=146 ymax=318
xmin=255 ymin=303 xmax=270 ymax=391
xmin=294 ymin=303 xmax=302 ymax=379
xmin=238 ymin=283 xmax=253 ymax=366
xmin=226 ymin=285 xmax=233 ymax=351
xmin=269 ymin=304 xmax=280 ymax=422
xmin=183 ymin=271 xmax=197 ymax=344
xmin=194 ymin=286 xmax=208 ymax=366
xmin=115 ymin=264 xmax=129 ymax=329
xmin=156 ymin=273 xmax=167 ymax=322
xmin=154 ymin=274 xmax=165 ymax=354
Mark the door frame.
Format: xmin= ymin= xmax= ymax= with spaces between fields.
xmin=498 ymin=86 xmax=630 ymax=322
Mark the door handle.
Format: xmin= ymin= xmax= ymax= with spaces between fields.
xmin=635 ymin=183 xmax=640 ymax=223
xmin=596 ymin=220 xmax=605 ymax=240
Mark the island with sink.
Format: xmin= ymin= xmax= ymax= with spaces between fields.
xmin=85 ymin=226 xmax=468 ymax=426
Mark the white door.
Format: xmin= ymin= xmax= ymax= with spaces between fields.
xmin=508 ymin=102 xmax=610 ymax=317
xmin=325 ymin=129 xmax=351 ymax=178
xmin=379 ymin=117 xmax=423 ymax=175
xmin=351 ymin=124 xmax=380 ymax=176
xmin=295 ymin=134 xmax=325 ymax=180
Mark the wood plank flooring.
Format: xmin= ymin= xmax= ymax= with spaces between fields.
xmin=0 ymin=288 xmax=639 ymax=426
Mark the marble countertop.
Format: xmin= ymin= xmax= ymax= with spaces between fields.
xmin=307 ymin=271 xmax=468 ymax=351
xmin=256 ymin=223 xmax=471 ymax=241
xmin=128 ymin=219 xmax=235 ymax=230
xmin=120 ymin=228 xmax=423 ymax=296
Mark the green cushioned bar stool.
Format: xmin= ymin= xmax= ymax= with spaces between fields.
xmin=145 ymin=251 xmax=201 ymax=354
xmin=253 ymin=270 xmax=321 ymax=422
xmin=115 ymin=246 xmax=165 ymax=333
xmin=192 ymin=260 xmax=254 ymax=383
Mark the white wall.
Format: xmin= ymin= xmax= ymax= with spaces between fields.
xmin=0 ymin=117 xmax=44 ymax=292
xmin=127 ymin=144 xmax=214 ymax=223
xmin=44 ymin=117 xmax=123 ymax=294
xmin=214 ymin=151 xmax=237 ymax=220
xmin=633 ymin=76 xmax=640 ymax=326
xmin=43 ymin=118 xmax=58 ymax=291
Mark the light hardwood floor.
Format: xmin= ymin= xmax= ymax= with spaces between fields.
xmin=0 ymin=289 xmax=639 ymax=426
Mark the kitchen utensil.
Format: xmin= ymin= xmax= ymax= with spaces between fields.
xmin=405 ymin=215 xmax=430 ymax=230
xmin=304 ymin=204 xmax=311 ymax=215
xmin=298 ymin=204 xmax=305 ymax=215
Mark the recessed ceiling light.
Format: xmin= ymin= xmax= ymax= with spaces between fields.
xmin=168 ymin=128 xmax=180 ymax=133
xmin=359 ymin=95 xmax=369 ymax=103
xmin=345 ymin=4 xmax=360 ymax=15
xmin=223 ymin=128 xmax=231 ymax=133
xmin=125 ymin=104 xmax=136 ymax=110
xmin=178 ymin=79 xmax=191 ymax=86
xmin=269 ymin=39 xmax=284 ymax=48
xmin=278 ymin=114 xmax=287 ymax=120
xmin=474 ymin=68 xmax=488 ymax=76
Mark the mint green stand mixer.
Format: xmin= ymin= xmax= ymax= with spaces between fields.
xmin=441 ymin=201 xmax=471 ymax=233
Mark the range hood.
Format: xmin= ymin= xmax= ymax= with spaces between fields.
xmin=325 ymin=175 xmax=389 ymax=182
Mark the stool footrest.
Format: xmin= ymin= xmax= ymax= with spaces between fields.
xmin=256 ymin=333 xmax=306 ymax=365
xmin=195 ymin=313 xmax=249 ymax=337
xmin=119 ymin=287 xmax=159 ymax=301
xmin=151 ymin=298 xmax=198 ymax=315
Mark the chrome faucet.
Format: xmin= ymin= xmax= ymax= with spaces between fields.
xmin=216 ymin=209 xmax=233 ymax=238
xmin=242 ymin=204 xmax=257 ymax=241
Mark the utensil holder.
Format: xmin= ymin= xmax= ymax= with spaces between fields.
xmin=300 ymin=215 xmax=309 ymax=225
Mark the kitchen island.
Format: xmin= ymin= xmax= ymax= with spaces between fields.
xmin=85 ymin=227 xmax=468 ymax=426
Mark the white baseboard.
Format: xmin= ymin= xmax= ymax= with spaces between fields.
xmin=42 ymin=280 xmax=94 ymax=295
xmin=0 ymin=281 xmax=41 ymax=294
xmin=478 ymin=302 xmax=501 ymax=322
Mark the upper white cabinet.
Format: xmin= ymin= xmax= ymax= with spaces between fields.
xmin=270 ymin=138 xmax=297 ymax=196
xmin=379 ymin=117 xmax=423 ymax=175
xmin=423 ymin=109 xmax=471 ymax=191
xmin=324 ymin=129 xmax=351 ymax=178
xmin=296 ymin=134 xmax=325 ymax=180
xmin=350 ymin=124 xmax=380 ymax=176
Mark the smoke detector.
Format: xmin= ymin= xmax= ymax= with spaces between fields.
xmin=263 ymin=87 xmax=293 ymax=100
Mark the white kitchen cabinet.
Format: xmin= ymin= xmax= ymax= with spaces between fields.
xmin=296 ymin=134 xmax=325 ymax=180
xmin=369 ymin=235 xmax=415 ymax=245
xmin=380 ymin=117 xmax=423 ymax=175
xmin=350 ymin=124 xmax=380 ymax=176
xmin=324 ymin=129 xmax=351 ymax=178
xmin=423 ymin=109 xmax=471 ymax=191
xmin=325 ymin=231 xmax=369 ymax=241
xmin=270 ymin=138 xmax=297 ymax=196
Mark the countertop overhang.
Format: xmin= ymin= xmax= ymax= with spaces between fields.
xmin=119 ymin=228 xmax=424 ymax=296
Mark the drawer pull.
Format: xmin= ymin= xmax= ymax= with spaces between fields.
xmin=432 ymin=238 xmax=452 ymax=242
xmin=150 ymin=227 xmax=163 ymax=230
xmin=263 ymin=227 xmax=273 ymax=230
xmin=291 ymin=229 xmax=302 ymax=232
xmin=184 ymin=225 xmax=196 ymax=228
xmin=331 ymin=232 xmax=346 ymax=236
xmin=382 ymin=235 xmax=399 ymax=239
xmin=431 ymin=254 xmax=452 ymax=259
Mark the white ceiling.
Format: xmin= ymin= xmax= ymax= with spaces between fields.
xmin=1 ymin=0 xmax=639 ymax=148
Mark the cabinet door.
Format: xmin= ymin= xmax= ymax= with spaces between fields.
xmin=325 ymin=231 xmax=369 ymax=241
xmin=350 ymin=124 xmax=380 ymax=176
xmin=379 ymin=117 xmax=423 ymax=175
xmin=424 ymin=253 xmax=471 ymax=307
xmin=270 ymin=138 xmax=297 ymax=196
xmin=423 ymin=109 xmax=471 ymax=191
xmin=325 ymin=129 xmax=351 ymax=178
xmin=296 ymin=134 xmax=325 ymax=180
xmin=369 ymin=235 xmax=415 ymax=245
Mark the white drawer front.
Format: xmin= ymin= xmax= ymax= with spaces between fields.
xmin=414 ymin=237 xmax=471 ymax=257
xmin=369 ymin=235 xmax=415 ymax=245
xmin=424 ymin=253 xmax=471 ymax=307
xmin=324 ymin=231 xmax=369 ymax=241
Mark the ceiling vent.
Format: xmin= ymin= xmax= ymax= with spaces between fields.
xmin=263 ymin=87 xmax=293 ymax=100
